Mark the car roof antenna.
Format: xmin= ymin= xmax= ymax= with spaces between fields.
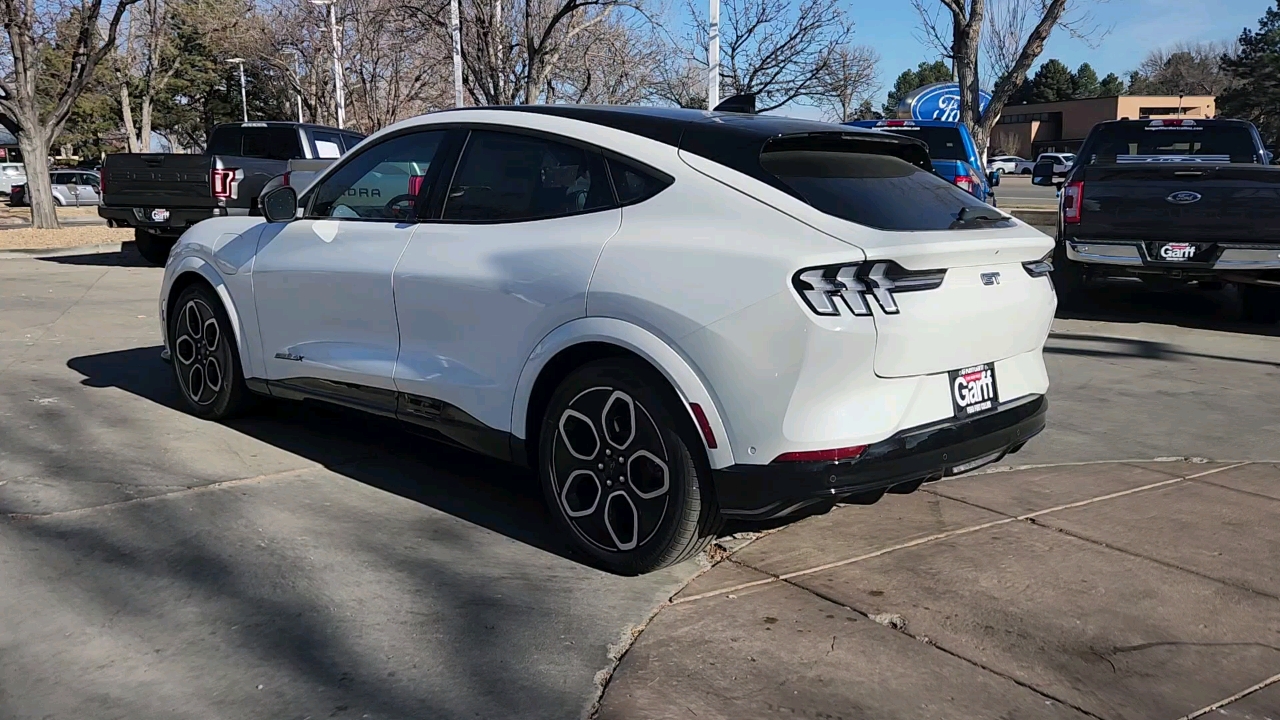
xmin=713 ymin=93 xmax=758 ymax=114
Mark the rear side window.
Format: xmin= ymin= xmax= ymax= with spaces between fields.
xmin=442 ymin=130 xmax=612 ymax=222
xmin=760 ymin=150 xmax=1006 ymax=232
xmin=312 ymin=131 xmax=344 ymax=159
xmin=208 ymin=126 xmax=304 ymax=160
xmin=606 ymin=157 xmax=671 ymax=205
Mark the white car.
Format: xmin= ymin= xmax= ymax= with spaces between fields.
xmin=0 ymin=162 xmax=26 ymax=194
xmin=988 ymin=155 xmax=1028 ymax=175
xmin=158 ymin=107 xmax=1055 ymax=574
xmin=1035 ymin=153 xmax=1076 ymax=174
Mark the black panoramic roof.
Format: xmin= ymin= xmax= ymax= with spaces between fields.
xmin=500 ymin=104 xmax=891 ymax=148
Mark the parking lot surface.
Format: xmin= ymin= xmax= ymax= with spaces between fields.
xmin=2 ymin=249 xmax=1279 ymax=719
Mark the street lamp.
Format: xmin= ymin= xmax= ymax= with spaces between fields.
xmin=226 ymin=57 xmax=248 ymax=122
xmin=282 ymin=49 xmax=305 ymax=123
xmin=309 ymin=0 xmax=345 ymax=129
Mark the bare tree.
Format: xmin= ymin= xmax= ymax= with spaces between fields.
xmin=553 ymin=11 xmax=663 ymax=104
xmin=813 ymin=43 xmax=878 ymax=122
xmin=912 ymin=0 xmax=1103 ymax=154
xmin=0 ymin=0 xmax=141 ymax=227
xmin=1128 ymin=41 xmax=1237 ymax=97
xmin=661 ymin=0 xmax=853 ymax=113
xmin=114 ymin=0 xmax=181 ymax=152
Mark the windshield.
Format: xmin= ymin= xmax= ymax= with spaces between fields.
xmin=1084 ymin=124 xmax=1260 ymax=164
xmin=872 ymin=126 xmax=968 ymax=162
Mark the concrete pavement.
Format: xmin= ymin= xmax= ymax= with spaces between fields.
xmin=3 ymin=247 xmax=1280 ymax=719
xmin=0 ymin=252 xmax=699 ymax=720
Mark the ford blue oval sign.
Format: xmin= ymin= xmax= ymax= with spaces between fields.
xmin=899 ymin=82 xmax=992 ymax=122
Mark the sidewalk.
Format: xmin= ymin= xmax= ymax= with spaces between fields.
xmin=598 ymin=460 xmax=1280 ymax=720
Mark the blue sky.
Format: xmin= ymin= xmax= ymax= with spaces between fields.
xmin=767 ymin=0 xmax=1271 ymax=117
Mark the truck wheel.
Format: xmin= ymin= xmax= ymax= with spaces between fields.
xmin=1240 ymin=284 xmax=1280 ymax=324
xmin=134 ymin=230 xmax=175 ymax=266
xmin=1051 ymin=242 xmax=1085 ymax=302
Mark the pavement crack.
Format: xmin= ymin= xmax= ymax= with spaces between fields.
xmin=1091 ymin=650 xmax=1117 ymax=674
xmin=827 ymin=635 xmax=836 ymax=655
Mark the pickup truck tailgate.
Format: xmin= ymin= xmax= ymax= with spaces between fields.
xmin=102 ymin=154 xmax=215 ymax=209
xmin=1077 ymin=164 xmax=1280 ymax=243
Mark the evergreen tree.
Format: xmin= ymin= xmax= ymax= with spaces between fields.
xmin=1098 ymin=72 xmax=1125 ymax=96
xmin=1028 ymin=59 xmax=1075 ymax=103
xmin=1072 ymin=62 xmax=1100 ymax=98
xmin=1218 ymin=1 xmax=1280 ymax=143
xmin=852 ymin=99 xmax=882 ymax=121
xmin=882 ymin=60 xmax=952 ymax=117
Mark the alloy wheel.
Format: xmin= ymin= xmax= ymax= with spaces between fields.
xmin=172 ymin=298 xmax=230 ymax=407
xmin=550 ymin=387 xmax=672 ymax=553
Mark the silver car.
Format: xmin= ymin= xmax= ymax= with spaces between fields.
xmin=0 ymin=163 xmax=26 ymax=195
xmin=11 ymin=170 xmax=100 ymax=206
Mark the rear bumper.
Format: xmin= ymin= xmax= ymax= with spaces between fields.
xmin=98 ymin=205 xmax=239 ymax=233
xmin=713 ymin=394 xmax=1047 ymax=520
xmin=1066 ymin=239 xmax=1280 ymax=271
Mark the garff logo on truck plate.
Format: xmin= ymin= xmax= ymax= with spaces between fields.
xmin=1159 ymin=242 xmax=1197 ymax=260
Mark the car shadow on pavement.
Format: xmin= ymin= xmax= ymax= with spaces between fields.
xmin=36 ymin=242 xmax=153 ymax=267
xmin=1058 ymin=281 xmax=1280 ymax=338
xmin=65 ymin=345 xmax=573 ymax=561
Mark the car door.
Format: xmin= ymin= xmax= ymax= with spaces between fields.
xmin=76 ymin=173 xmax=100 ymax=204
xmin=392 ymin=128 xmax=622 ymax=438
xmin=251 ymin=128 xmax=451 ymax=409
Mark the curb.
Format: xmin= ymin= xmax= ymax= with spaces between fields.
xmin=0 ymin=241 xmax=127 ymax=259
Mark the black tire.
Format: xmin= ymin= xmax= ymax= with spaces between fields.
xmin=538 ymin=359 xmax=722 ymax=575
xmin=1050 ymin=241 xmax=1085 ymax=302
xmin=1240 ymin=284 xmax=1280 ymax=324
xmin=1020 ymin=168 xmax=1032 ymax=175
xmin=168 ymin=283 xmax=253 ymax=420
xmin=134 ymin=230 xmax=175 ymax=266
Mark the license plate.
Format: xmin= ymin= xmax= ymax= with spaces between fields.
xmin=1157 ymin=242 xmax=1196 ymax=261
xmin=150 ymin=208 xmax=170 ymax=222
xmin=949 ymin=363 xmax=999 ymax=419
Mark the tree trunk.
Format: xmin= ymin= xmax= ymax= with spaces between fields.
xmin=120 ymin=84 xmax=141 ymax=153
xmin=140 ymin=94 xmax=153 ymax=153
xmin=19 ymin=129 xmax=60 ymax=230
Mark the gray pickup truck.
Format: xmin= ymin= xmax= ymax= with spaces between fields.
xmin=1036 ymin=118 xmax=1280 ymax=323
xmin=99 ymin=122 xmax=363 ymax=264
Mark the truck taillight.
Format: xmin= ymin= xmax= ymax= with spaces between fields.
xmin=1062 ymin=180 xmax=1084 ymax=224
xmin=211 ymin=168 xmax=236 ymax=199
xmin=953 ymin=171 xmax=976 ymax=194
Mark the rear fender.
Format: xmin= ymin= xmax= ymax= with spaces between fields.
xmin=511 ymin=317 xmax=736 ymax=469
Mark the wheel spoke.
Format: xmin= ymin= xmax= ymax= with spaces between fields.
xmin=558 ymin=408 xmax=600 ymax=460
xmin=183 ymin=302 xmax=203 ymax=339
xmin=602 ymin=390 xmax=636 ymax=450
xmin=204 ymin=358 xmax=222 ymax=393
xmin=188 ymin=364 xmax=205 ymax=401
xmin=203 ymin=318 xmax=219 ymax=352
xmin=560 ymin=469 xmax=601 ymax=518
xmin=603 ymin=491 xmax=638 ymax=551
xmin=174 ymin=335 xmax=196 ymax=365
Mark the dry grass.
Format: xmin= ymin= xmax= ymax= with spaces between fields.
xmin=0 ymin=226 xmax=131 ymax=251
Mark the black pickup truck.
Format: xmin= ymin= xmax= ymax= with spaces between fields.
xmin=1036 ymin=118 xmax=1280 ymax=323
xmin=99 ymin=122 xmax=363 ymax=264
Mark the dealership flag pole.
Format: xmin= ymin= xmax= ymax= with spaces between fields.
xmin=451 ymin=0 xmax=463 ymax=107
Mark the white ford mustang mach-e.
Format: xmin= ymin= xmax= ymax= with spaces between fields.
xmin=158 ymin=106 xmax=1056 ymax=574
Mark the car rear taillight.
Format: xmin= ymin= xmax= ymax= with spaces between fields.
xmin=1062 ymin=180 xmax=1084 ymax=224
xmin=280 ymin=172 xmax=291 ymax=187
xmin=953 ymin=172 xmax=976 ymax=194
xmin=793 ymin=262 xmax=946 ymax=317
xmin=211 ymin=168 xmax=236 ymax=199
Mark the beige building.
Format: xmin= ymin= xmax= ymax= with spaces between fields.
xmin=991 ymin=95 xmax=1217 ymax=158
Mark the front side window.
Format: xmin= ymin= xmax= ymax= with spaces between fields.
xmin=309 ymin=130 xmax=444 ymax=220
xmin=442 ymin=130 xmax=611 ymax=222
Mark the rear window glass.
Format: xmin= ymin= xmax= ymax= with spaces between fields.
xmin=761 ymin=150 xmax=1008 ymax=232
xmin=1085 ymin=124 xmax=1260 ymax=164
xmin=870 ymin=126 xmax=968 ymax=162
xmin=208 ymin=126 xmax=304 ymax=160
xmin=606 ymin=157 xmax=671 ymax=205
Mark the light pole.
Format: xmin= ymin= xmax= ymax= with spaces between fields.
xmin=227 ymin=57 xmax=248 ymax=122
xmin=449 ymin=0 xmax=463 ymax=107
xmin=283 ymin=49 xmax=304 ymax=123
xmin=310 ymin=0 xmax=345 ymax=129
xmin=708 ymin=0 xmax=719 ymax=110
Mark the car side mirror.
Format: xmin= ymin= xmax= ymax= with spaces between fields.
xmin=1031 ymin=160 xmax=1059 ymax=187
xmin=262 ymin=186 xmax=299 ymax=223
xmin=1265 ymin=150 xmax=1275 ymax=164
xmin=987 ymin=170 xmax=1000 ymax=187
